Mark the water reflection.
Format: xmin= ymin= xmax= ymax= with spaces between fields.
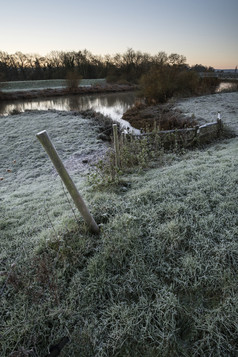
xmin=0 ymin=92 xmax=136 ymax=121
xmin=216 ymin=82 xmax=237 ymax=92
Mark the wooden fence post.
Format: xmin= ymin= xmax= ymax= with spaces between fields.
xmin=113 ymin=124 xmax=120 ymax=167
xmin=217 ymin=112 xmax=222 ymax=136
xmin=36 ymin=130 xmax=99 ymax=234
xmin=122 ymin=132 xmax=127 ymax=144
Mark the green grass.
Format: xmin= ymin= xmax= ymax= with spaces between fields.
xmin=1 ymin=110 xmax=238 ymax=356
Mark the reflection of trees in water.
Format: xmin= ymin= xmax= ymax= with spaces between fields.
xmin=98 ymin=92 xmax=135 ymax=108
xmin=0 ymin=101 xmax=7 ymax=114
xmin=216 ymin=82 xmax=237 ymax=93
xmin=67 ymin=96 xmax=82 ymax=111
xmin=0 ymin=101 xmax=24 ymax=114
xmin=67 ymin=95 xmax=100 ymax=111
xmin=65 ymin=92 xmax=135 ymax=114
xmin=0 ymin=92 xmax=136 ymax=118
xmin=67 ymin=94 xmax=114 ymax=111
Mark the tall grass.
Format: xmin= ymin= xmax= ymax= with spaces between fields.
xmin=1 ymin=106 xmax=238 ymax=357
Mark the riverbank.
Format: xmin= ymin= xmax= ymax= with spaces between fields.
xmin=123 ymin=91 xmax=238 ymax=134
xmin=174 ymin=91 xmax=238 ymax=134
xmin=0 ymin=83 xmax=137 ymax=101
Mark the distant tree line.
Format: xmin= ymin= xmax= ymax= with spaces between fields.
xmin=0 ymin=48 xmax=214 ymax=83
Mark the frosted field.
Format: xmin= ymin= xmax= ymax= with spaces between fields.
xmin=1 ymin=128 xmax=238 ymax=356
xmin=0 ymin=79 xmax=106 ymax=92
xmin=174 ymin=91 xmax=238 ymax=134
xmin=1 ymin=91 xmax=238 ymax=356
xmin=0 ymin=110 xmax=108 ymax=262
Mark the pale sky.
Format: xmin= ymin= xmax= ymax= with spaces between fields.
xmin=0 ymin=0 xmax=237 ymax=69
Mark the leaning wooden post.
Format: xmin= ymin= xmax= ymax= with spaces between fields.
xmin=113 ymin=124 xmax=120 ymax=167
xmin=36 ymin=130 xmax=99 ymax=234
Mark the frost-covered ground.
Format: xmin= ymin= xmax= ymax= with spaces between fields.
xmin=0 ymin=79 xmax=106 ymax=92
xmin=1 ymin=106 xmax=238 ymax=356
xmin=174 ymin=91 xmax=238 ymax=134
xmin=0 ymin=110 xmax=108 ymax=262
xmin=1 ymin=94 xmax=238 ymax=356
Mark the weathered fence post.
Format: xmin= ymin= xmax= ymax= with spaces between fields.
xmin=113 ymin=124 xmax=120 ymax=167
xmin=217 ymin=111 xmax=222 ymax=136
xmin=122 ymin=132 xmax=127 ymax=145
xmin=194 ymin=125 xmax=200 ymax=142
xmin=36 ymin=130 xmax=99 ymax=234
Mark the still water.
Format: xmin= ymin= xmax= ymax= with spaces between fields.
xmin=0 ymin=91 xmax=137 ymax=130
xmin=216 ymin=82 xmax=237 ymax=92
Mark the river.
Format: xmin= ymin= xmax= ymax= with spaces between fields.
xmin=0 ymin=81 xmax=235 ymax=131
xmin=0 ymin=91 xmax=139 ymax=131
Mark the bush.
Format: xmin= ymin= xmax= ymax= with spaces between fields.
xmin=140 ymin=66 xmax=177 ymax=104
xmin=66 ymin=69 xmax=82 ymax=90
xmin=175 ymin=70 xmax=200 ymax=95
xmin=198 ymin=76 xmax=220 ymax=94
xmin=139 ymin=67 xmax=213 ymax=103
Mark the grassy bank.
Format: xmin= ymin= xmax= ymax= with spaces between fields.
xmin=0 ymin=83 xmax=136 ymax=102
xmin=1 ymin=109 xmax=238 ymax=356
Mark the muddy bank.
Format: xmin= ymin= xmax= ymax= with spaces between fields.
xmin=0 ymin=83 xmax=137 ymax=101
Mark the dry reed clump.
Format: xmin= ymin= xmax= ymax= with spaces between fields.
xmin=87 ymin=133 xmax=168 ymax=188
xmin=122 ymin=102 xmax=198 ymax=132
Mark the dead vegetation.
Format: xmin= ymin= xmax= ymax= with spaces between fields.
xmin=122 ymin=102 xmax=198 ymax=132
